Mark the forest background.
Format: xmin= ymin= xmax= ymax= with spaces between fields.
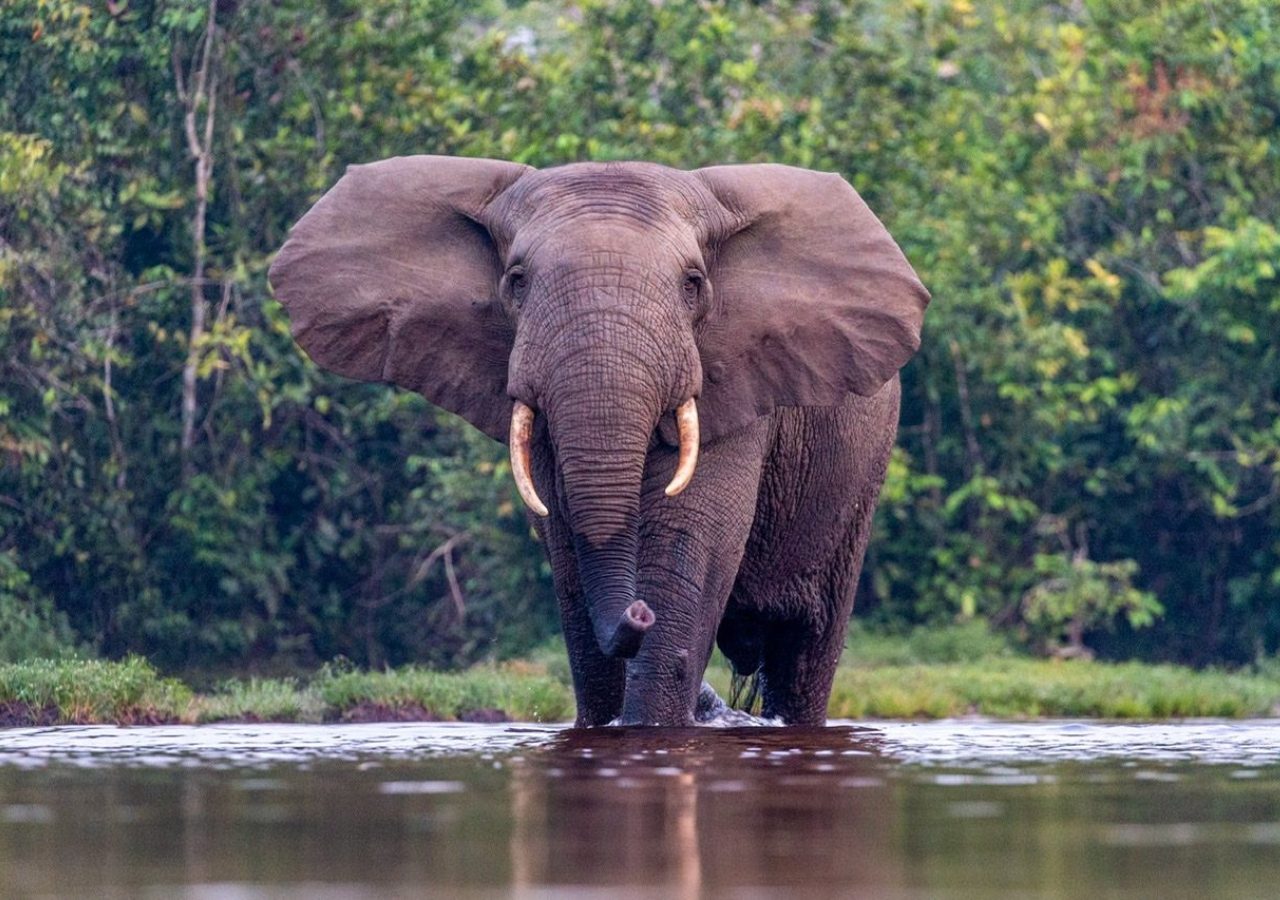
xmin=1 ymin=0 xmax=1277 ymax=679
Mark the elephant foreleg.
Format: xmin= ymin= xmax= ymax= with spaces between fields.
xmin=617 ymin=421 xmax=769 ymax=726
xmin=560 ymin=588 xmax=627 ymax=727
xmin=532 ymin=449 xmax=625 ymax=727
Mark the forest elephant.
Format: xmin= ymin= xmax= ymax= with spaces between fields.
xmin=269 ymin=156 xmax=929 ymax=726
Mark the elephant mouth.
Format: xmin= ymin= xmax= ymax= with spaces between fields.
xmin=507 ymin=397 xmax=700 ymax=517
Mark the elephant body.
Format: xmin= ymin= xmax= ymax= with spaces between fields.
xmin=538 ymin=382 xmax=900 ymax=726
xmin=270 ymin=156 xmax=928 ymax=727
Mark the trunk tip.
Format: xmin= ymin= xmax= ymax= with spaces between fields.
xmin=626 ymin=599 xmax=655 ymax=630
xmin=598 ymin=600 xmax=655 ymax=658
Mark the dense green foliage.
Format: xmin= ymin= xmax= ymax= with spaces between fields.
xmin=1 ymin=0 xmax=1277 ymax=672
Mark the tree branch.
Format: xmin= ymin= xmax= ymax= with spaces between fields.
xmin=413 ymin=532 xmax=470 ymax=622
xmin=948 ymin=338 xmax=984 ymax=477
xmin=102 ymin=298 xmax=127 ymax=490
xmin=175 ymin=0 xmax=220 ymax=476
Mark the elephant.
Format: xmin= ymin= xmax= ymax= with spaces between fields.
xmin=268 ymin=156 xmax=929 ymax=727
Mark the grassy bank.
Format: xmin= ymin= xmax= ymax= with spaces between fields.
xmin=699 ymin=659 xmax=1280 ymax=721
xmin=821 ymin=625 xmax=1280 ymax=718
xmin=2 ymin=630 xmax=1278 ymax=726
xmin=0 ymin=658 xmax=574 ymax=727
xmin=827 ymin=660 xmax=1280 ymax=719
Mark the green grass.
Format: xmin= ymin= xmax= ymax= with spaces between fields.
xmin=823 ymin=659 xmax=1280 ymax=719
xmin=0 ymin=657 xmax=192 ymax=724
xmin=2 ymin=639 xmax=1278 ymax=726
xmin=314 ymin=663 xmax=573 ymax=723
xmin=188 ymin=665 xmax=573 ymax=725
xmin=843 ymin=620 xmax=1018 ymax=667
xmin=0 ymin=657 xmax=571 ymax=726
xmin=708 ymin=622 xmax=1280 ymax=719
xmin=192 ymin=677 xmax=327 ymax=724
xmin=701 ymin=657 xmax=1280 ymax=720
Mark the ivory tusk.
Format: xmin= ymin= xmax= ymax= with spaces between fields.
xmin=509 ymin=401 xmax=549 ymax=517
xmin=664 ymin=398 xmax=699 ymax=497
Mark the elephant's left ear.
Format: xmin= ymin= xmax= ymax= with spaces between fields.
xmin=691 ymin=164 xmax=929 ymax=441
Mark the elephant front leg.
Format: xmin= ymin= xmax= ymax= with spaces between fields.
xmin=616 ymin=424 xmax=768 ymax=726
xmin=619 ymin=544 xmax=733 ymax=726
xmin=560 ymin=587 xmax=626 ymax=727
xmin=533 ymin=491 xmax=625 ymax=728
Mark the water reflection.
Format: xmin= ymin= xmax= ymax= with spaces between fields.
xmin=1 ymin=721 xmax=1279 ymax=897
xmin=510 ymin=726 xmax=900 ymax=895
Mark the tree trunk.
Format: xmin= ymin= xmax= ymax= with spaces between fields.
xmin=175 ymin=0 xmax=219 ymax=477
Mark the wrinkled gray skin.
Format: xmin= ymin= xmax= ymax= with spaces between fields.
xmin=269 ymin=156 xmax=929 ymax=727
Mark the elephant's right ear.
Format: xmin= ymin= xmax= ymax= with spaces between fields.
xmin=268 ymin=155 xmax=530 ymax=441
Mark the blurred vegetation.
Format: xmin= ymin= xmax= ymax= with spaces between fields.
xmin=1 ymin=0 xmax=1278 ymax=675
xmin=189 ymin=660 xmax=572 ymax=723
xmin=843 ymin=620 xmax=1017 ymax=667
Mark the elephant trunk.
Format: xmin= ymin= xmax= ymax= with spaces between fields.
xmin=507 ymin=289 xmax=702 ymax=662
xmin=547 ymin=375 xmax=659 ymax=660
xmin=573 ymin=532 xmax=655 ymax=658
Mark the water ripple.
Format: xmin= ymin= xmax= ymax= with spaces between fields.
xmin=0 ymin=719 xmax=1278 ymax=770
xmin=0 ymin=722 xmax=563 ymax=769
xmin=860 ymin=719 xmax=1280 ymax=766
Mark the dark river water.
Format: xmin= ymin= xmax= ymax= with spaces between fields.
xmin=1 ymin=720 xmax=1279 ymax=898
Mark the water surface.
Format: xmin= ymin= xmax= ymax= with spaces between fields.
xmin=2 ymin=720 xmax=1278 ymax=898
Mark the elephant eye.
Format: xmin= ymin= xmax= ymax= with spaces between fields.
xmin=504 ymin=266 xmax=530 ymax=308
xmin=681 ymin=270 xmax=704 ymax=307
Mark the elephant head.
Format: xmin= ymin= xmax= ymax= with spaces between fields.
xmin=268 ymin=156 xmax=928 ymax=665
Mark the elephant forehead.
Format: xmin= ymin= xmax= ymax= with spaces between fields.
xmin=495 ymin=162 xmax=717 ymax=227
xmin=528 ymin=222 xmax=704 ymax=271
